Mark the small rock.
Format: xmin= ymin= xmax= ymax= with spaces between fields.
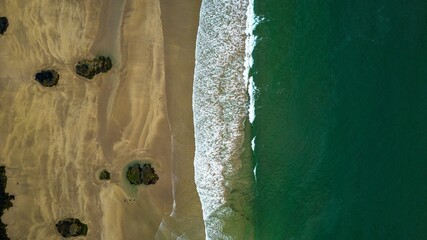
xmin=99 ymin=170 xmax=111 ymax=180
xmin=126 ymin=163 xmax=159 ymax=185
xmin=55 ymin=218 xmax=88 ymax=238
xmin=75 ymin=56 xmax=113 ymax=79
xmin=34 ymin=69 xmax=59 ymax=87
xmin=0 ymin=166 xmax=14 ymax=240
xmin=0 ymin=17 xmax=8 ymax=35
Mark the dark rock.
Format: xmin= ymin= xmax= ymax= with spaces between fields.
xmin=126 ymin=163 xmax=159 ymax=185
xmin=0 ymin=166 xmax=14 ymax=240
xmin=99 ymin=170 xmax=111 ymax=180
xmin=34 ymin=69 xmax=59 ymax=87
xmin=55 ymin=218 xmax=88 ymax=238
xmin=75 ymin=56 xmax=113 ymax=79
xmin=0 ymin=17 xmax=8 ymax=35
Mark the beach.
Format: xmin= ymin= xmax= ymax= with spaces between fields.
xmin=0 ymin=0 xmax=202 ymax=239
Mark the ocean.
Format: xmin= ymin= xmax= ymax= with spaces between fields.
xmin=192 ymin=0 xmax=426 ymax=238
xmin=252 ymin=0 xmax=427 ymax=239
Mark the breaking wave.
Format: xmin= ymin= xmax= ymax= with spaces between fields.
xmin=193 ymin=0 xmax=257 ymax=239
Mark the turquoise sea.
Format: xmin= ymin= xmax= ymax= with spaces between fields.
xmin=252 ymin=1 xmax=427 ymax=239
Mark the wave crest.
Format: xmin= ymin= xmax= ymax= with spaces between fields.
xmin=193 ymin=0 xmax=255 ymax=239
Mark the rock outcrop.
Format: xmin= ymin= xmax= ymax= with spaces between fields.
xmin=126 ymin=163 xmax=159 ymax=185
xmin=0 ymin=166 xmax=14 ymax=240
xmin=0 ymin=17 xmax=8 ymax=35
xmin=34 ymin=69 xmax=59 ymax=87
xmin=55 ymin=218 xmax=88 ymax=238
xmin=99 ymin=170 xmax=111 ymax=180
xmin=75 ymin=56 xmax=112 ymax=79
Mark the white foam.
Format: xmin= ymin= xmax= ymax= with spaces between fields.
xmin=193 ymin=0 xmax=255 ymax=239
xmin=245 ymin=0 xmax=261 ymax=124
xmin=248 ymin=76 xmax=257 ymax=123
xmin=251 ymin=136 xmax=257 ymax=183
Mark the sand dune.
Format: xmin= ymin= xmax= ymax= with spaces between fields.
xmin=0 ymin=0 xmax=202 ymax=239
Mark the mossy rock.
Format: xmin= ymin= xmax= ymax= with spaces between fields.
xmin=55 ymin=218 xmax=88 ymax=238
xmin=34 ymin=69 xmax=59 ymax=87
xmin=126 ymin=163 xmax=159 ymax=185
xmin=75 ymin=56 xmax=112 ymax=79
xmin=99 ymin=170 xmax=111 ymax=180
xmin=0 ymin=17 xmax=8 ymax=35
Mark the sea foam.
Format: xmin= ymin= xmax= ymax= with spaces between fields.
xmin=245 ymin=0 xmax=259 ymax=125
xmin=193 ymin=0 xmax=255 ymax=239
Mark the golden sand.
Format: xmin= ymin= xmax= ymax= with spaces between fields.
xmin=0 ymin=0 xmax=203 ymax=239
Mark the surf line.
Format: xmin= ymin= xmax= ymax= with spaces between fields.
xmin=193 ymin=0 xmax=260 ymax=239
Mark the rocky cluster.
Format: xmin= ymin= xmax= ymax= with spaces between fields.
xmin=126 ymin=163 xmax=159 ymax=185
xmin=75 ymin=56 xmax=113 ymax=79
xmin=0 ymin=17 xmax=8 ymax=35
xmin=0 ymin=166 xmax=14 ymax=240
xmin=55 ymin=218 xmax=88 ymax=238
xmin=34 ymin=69 xmax=60 ymax=87
xmin=99 ymin=170 xmax=111 ymax=180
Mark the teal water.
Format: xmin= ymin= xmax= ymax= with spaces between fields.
xmin=252 ymin=1 xmax=427 ymax=239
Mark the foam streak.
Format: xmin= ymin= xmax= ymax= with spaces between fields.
xmin=193 ymin=0 xmax=255 ymax=239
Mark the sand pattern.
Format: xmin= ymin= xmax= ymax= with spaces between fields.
xmin=0 ymin=0 xmax=203 ymax=239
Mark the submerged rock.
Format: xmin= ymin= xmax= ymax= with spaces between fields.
xmin=0 ymin=17 xmax=8 ymax=35
xmin=0 ymin=166 xmax=14 ymax=240
xmin=126 ymin=163 xmax=159 ymax=185
xmin=99 ymin=170 xmax=111 ymax=180
xmin=55 ymin=218 xmax=88 ymax=238
xmin=34 ymin=69 xmax=59 ymax=87
xmin=75 ymin=56 xmax=112 ymax=79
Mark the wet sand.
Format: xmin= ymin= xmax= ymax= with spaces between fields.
xmin=0 ymin=0 xmax=202 ymax=239
xmin=157 ymin=0 xmax=205 ymax=239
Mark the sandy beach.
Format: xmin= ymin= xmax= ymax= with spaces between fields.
xmin=0 ymin=0 xmax=202 ymax=239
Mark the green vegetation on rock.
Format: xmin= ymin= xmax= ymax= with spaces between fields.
xmin=126 ymin=163 xmax=159 ymax=185
xmin=55 ymin=218 xmax=88 ymax=238
xmin=75 ymin=56 xmax=113 ymax=79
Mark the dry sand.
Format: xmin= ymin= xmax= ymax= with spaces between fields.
xmin=0 ymin=0 xmax=202 ymax=239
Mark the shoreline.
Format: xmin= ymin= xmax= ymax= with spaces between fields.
xmin=193 ymin=0 xmax=255 ymax=238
